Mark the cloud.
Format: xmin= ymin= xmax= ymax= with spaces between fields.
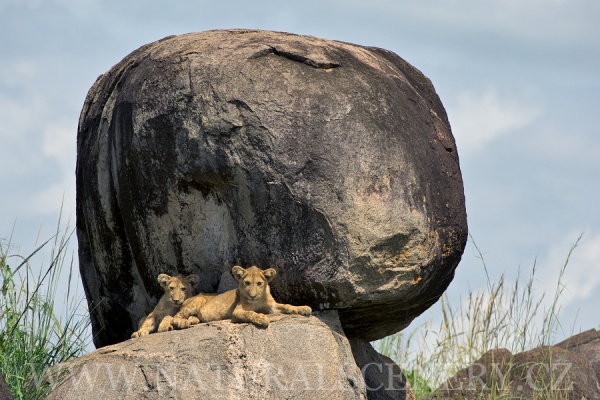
xmin=537 ymin=231 xmax=600 ymax=308
xmin=0 ymin=54 xmax=77 ymax=217
xmin=0 ymin=96 xmax=49 ymax=180
xmin=448 ymin=88 xmax=542 ymax=154
xmin=42 ymin=118 xmax=77 ymax=170
xmin=364 ymin=0 xmax=600 ymax=46
xmin=28 ymin=118 xmax=77 ymax=216
xmin=0 ymin=61 xmax=38 ymax=87
xmin=0 ymin=87 xmax=76 ymax=216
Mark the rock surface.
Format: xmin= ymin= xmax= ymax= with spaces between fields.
xmin=0 ymin=372 xmax=14 ymax=400
xmin=45 ymin=312 xmax=366 ymax=399
xmin=76 ymin=29 xmax=467 ymax=347
xmin=350 ymin=339 xmax=415 ymax=400
xmin=555 ymin=328 xmax=600 ymax=382
xmin=431 ymin=340 xmax=600 ymax=400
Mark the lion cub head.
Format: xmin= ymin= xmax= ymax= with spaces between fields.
xmin=232 ymin=266 xmax=275 ymax=303
xmin=158 ymin=273 xmax=200 ymax=306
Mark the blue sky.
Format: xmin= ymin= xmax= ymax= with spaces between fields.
xmin=1 ymin=0 xmax=599 ymax=347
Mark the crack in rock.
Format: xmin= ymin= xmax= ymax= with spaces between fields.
xmin=251 ymin=45 xmax=340 ymax=69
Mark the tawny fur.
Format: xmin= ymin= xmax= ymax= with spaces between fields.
xmin=171 ymin=293 xmax=217 ymax=329
xmin=131 ymin=273 xmax=200 ymax=338
xmin=174 ymin=265 xmax=312 ymax=329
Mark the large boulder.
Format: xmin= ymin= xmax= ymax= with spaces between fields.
xmin=45 ymin=312 xmax=366 ymax=399
xmin=76 ymin=29 xmax=467 ymax=347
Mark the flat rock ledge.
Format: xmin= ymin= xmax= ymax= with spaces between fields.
xmin=44 ymin=312 xmax=412 ymax=400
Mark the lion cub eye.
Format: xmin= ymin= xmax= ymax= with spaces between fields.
xmin=256 ymin=281 xmax=262 ymax=286
xmin=245 ymin=281 xmax=251 ymax=286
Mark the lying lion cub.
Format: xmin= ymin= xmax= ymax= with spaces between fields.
xmin=171 ymin=292 xmax=217 ymax=329
xmin=131 ymin=273 xmax=199 ymax=338
xmin=173 ymin=266 xmax=312 ymax=329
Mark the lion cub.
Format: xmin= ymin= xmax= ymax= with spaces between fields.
xmin=171 ymin=292 xmax=217 ymax=329
xmin=131 ymin=273 xmax=200 ymax=338
xmin=174 ymin=265 xmax=312 ymax=329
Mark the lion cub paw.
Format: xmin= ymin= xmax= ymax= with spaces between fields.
xmin=188 ymin=316 xmax=200 ymax=326
xmin=131 ymin=330 xmax=149 ymax=338
xmin=157 ymin=316 xmax=174 ymax=333
xmin=253 ymin=314 xmax=270 ymax=328
xmin=296 ymin=305 xmax=312 ymax=316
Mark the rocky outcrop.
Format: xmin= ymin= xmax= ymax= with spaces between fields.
xmin=431 ymin=331 xmax=600 ymax=400
xmin=46 ymin=312 xmax=368 ymax=399
xmin=556 ymin=328 xmax=600 ymax=381
xmin=76 ymin=29 xmax=467 ymax=348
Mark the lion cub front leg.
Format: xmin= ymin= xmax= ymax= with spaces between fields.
xmin=157 ymin=315 xmax=174 ymax=333
xmin=274 ymin=302 xmax=312 ymax=316
xmin=172 ymin=309 xmax=199 ymax=330
xmin=232 ymin=304 xmax=269 ymax=328
xmin=172 ymin=295 xmax=212 ymax=329
xmin=131 ymin=313 xmax=157 ymax=338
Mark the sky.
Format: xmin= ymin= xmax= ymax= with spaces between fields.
xmin=1 ymin=0 xmax=599 ymax=350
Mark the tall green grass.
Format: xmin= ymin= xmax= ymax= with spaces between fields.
xmin=0 ymin=215 xmax=91 ymax=399
xmin=377 ymin=234 xmax=583 ymax=398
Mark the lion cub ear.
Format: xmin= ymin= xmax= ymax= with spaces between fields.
xmin=262 ymin=268 xmax=277 ymax=282
xmin=232 ymin=266 xmax=246 ymax=282
xmin=186 ymin=274 xmax=200 ymax=289
xmin=157 ymin=273 xmax=172 ymax=288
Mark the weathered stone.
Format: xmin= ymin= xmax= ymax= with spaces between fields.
xmin=431 ymin=345 xmax=600 ymax=399
xmin=45 ymin=312 xmax=366 ymax=399
xmin=0 ymin=372 xmax=14 ymax=400
xmin=556 ymin=328 xmax=600 ymax=382
xmin=349 ymin=339 xmax=415 ymax=400
xmin=76 ymin=29 xmax=467 ymax=347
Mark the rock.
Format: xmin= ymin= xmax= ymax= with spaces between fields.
xmin=555 ymin=328 xmax=600 ymax=382
xmin=45 ymin=312 xmax=366 ymax=399
xmin=431 ymin=345 xmax=600 ymax=399
xmin=429 ymin=348 xmax=512 ymax=399
xmin=349 ymin=339 xmax=415 ymax=400
xmin=76 ymin=29 xmax=467 ymax=347
xmin=0 ymin=372 xmax=14 ymax=400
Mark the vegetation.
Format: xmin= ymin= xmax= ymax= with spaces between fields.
xmin=0 ymin=212 xmax=585 ymax=399
xmin=376 ymin=234 xmax=583 ymax=399
xmin=0 ymin=215 xmax=91 ymax=399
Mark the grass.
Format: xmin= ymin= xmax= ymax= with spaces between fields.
xmin=0 ymin=214 xmax=91 ymax=400
xmin=376 ymin=234 xmax=584 ymax=399
xmin=0 ymin=213 xmax=585 ymax=399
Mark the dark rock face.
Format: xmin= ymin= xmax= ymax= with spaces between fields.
xmin=349 ymin=339 xmax=415 ymax=400
xmin=0 ymin=372 xmax=14 ymax=400
xmin=76 ymin=29 xmax=467 ymax=347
